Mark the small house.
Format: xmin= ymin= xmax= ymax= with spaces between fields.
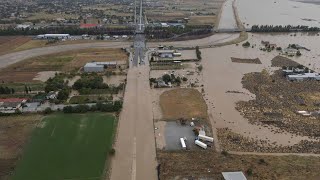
xmin=0 ymin=98 xmax=27 ymax=113
xmin=46 ymin=91 xmax=58 ymax=100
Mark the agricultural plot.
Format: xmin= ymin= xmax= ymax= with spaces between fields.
xmin=0 ymin=48 xmax=128 ymax=83
xmin=0 ymin=115 xmax=42 ymax=180
xmin=12 ymin=113 xmax=116 ymax=180
xmin=0 ymin=36 xmax=32 ymax=55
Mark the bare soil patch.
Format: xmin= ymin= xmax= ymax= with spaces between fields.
xmin=159 ymin=88 xmax=208 ymax=120
xmin=236 ymin=69 xmax=320 ymax=137
xmin=0 ymin=36 xmax=32 ymax=55
xmin=0 ymin=115 xmax=42 ymax=179
xmin=231 ymin=57 xmax=261 ymax=64
xmin=218 ymin=128 xmax=320 ymax=154
xmin=158 ymin=150 xmax=320 ymax=180
xmin=271 ymin=56 xmax=300 ymax=67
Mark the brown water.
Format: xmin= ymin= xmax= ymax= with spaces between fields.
xmin=236 ymin=0 xmax=320 ymax=28
xmin=201 ymin=33 xmax=320 ymax=146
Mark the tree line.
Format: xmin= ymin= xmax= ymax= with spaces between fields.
xmin=0 ymin=26 xmax=135 ymax=36
xmin=145 ymin=25 xmax=213 ymax=39
xmin=251 ymin=25 xmax=320 ymax=32
xmin=0 ymin=86 xmax=15 ymax=94
xmin=63 ymin=101 xmax=123 ymax=113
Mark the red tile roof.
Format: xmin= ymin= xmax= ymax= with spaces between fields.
xmin=80 ymin=24 xmax=98 ymax=28
xmin=0 ymin=98 xmax=28 ymax=103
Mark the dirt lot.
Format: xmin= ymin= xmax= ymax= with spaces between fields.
xmin=158 ymin=151 xmax=320 ymax=180
xmin=0 ymin=48 xmax=128 ymax=82
xmin=231 ymin=57 xmax=262 ymax=64
xmin=188 ymin=16 xmax=216 ymax=25
xmin=236 ymin=69 xmax=320 ymax=138
xmin=159 ymin=88 xmax=207 ymax=120
xmin=0 ymin=36 xmax=32 ymax=55
xmin=0 ymin=115 xmax=42 ymax=180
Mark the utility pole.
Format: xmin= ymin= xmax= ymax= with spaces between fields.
xmin=134 ymin=0 xmax=137 ymax=26
xmin=139 ymin=0 xmax=143 ymax=31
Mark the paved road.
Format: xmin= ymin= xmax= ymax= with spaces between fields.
xmin=0 ymin=33 xmax=241 ymax=69
xmin=110 ymin=65 xmax=157 ymax=180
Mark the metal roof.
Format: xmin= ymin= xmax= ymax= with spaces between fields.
xmin=222 ymin=172 xmax=247 ymax=180
xmin=288 ymin=73 xmax=320 ymax=79
xmin=84 ymin=63 xmax=104 ymax=68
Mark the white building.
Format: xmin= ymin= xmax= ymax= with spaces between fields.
xmin=287 ymin=73 xmax=320 ymax=81
xmin=37 ymin=34 xmax=70 ymax=39
xmin=222 ymin=172 xmax=247 ymax=180
xmin=84 ymin=63 xmax=104 ymax=72
xmin=46 ymin=91 xmax=58 ymax=100
xmin=161 ymin=23 xmax=170 ymax=28
xmin=157 ymin=50 xmax=175 ymax=58
xmin=16 ymin=24 xmax=31 ymax=29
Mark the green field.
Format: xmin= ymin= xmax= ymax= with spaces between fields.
xmin=12 ymin=113 xmax=116 ymax=180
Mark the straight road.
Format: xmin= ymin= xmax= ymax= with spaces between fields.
xmin=110 ymin=0 xmax=157 ymax=180
xmin=110 ymin=65 xmax=157 ymax=180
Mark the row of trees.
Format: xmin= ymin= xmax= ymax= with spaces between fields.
xmin=63 ymin=101 xmax=123 ymax=113
xmin=145 ymin=25 xmax=212 ymax=39
xmin=0 ymin=26 xmax=135 ymax=36
xmin=0 ymin=86 xmax=15 ymax=94
xmin=251 ymin=25 xmax=320 ymax=32
xmin=73 ymin=74 xmax=107 ymax=90
xmin=196 ymin=46 xmax=202 ymax=60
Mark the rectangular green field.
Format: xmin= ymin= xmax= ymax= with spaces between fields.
xmin=12 ymin=113 xmax=116 ymax=180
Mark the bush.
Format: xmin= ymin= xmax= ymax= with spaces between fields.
xmin=276 ymin=47 xmax=282 ymax=51
xmin=258 ymin=158 xmax=267 ymax=165
xmin=296 ymin=50 xmax=302 ymax=56
xmin=197 ymin=65 xmax=203 ymax=72
xmin=182 ymin=77 xmax=188 ymax=81
xmin=162 ymin=74 xmax=171 ymax=83
xmin=196 ymin=46 xmax=202 ymax=60
xmin=221 ymin=150 xmax=229 ymax=156
xmin=246 ymin=168 xmax=253 ymax=176
xmin=109 ymin=148 xmax=116 ymax=155
xmin=242 ymin=41 xmax=250 ymax=47
xmin=44 ymin=107 xmax=53 ymax=114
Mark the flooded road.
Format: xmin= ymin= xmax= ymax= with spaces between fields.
xmin=217 ymin=0 xmax=238 ymax=30
xmin=236 ymin=0 xmax=320 ymax=28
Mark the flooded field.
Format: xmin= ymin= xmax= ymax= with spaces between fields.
xmin=202 ymin=33 xmax=320 ymax=146
xmin=237 ymin=0 xmax=320 ymax=28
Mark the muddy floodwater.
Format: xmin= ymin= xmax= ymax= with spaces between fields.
xmin=237 ymin=0 xmax=320 ymax=28
xmin=218 ymin=0 xmax=237 ymax=30
xmin=202 ymin=33 xmax=320 ymax=146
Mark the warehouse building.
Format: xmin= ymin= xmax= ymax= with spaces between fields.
xmin=83 ymin=62 xmax=118 ymax=72
xmin=36 ymin=34 xmax=70 ymax=39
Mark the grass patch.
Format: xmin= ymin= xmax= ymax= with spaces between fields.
xmin=13 ymin=40 xmax=48 ymax=52
xmin=12 ymin=113 xmax=116 ymax=180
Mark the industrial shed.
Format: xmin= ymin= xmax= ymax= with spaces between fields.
xmin=83 ymin=61 xmax=118 ymax=72
xmin=84 ymin=63 xmax=104 ymax=72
